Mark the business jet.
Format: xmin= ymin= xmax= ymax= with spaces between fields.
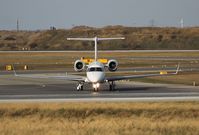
xmin=14 ymin=37 xmax=179 ymax=91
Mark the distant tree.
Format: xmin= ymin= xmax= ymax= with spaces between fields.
xmin=157 ymin=35 xmax=163 ymax=42
xmin=4 ymin=36 xmax=16 ymax=41
xmin=29 ymin=43 xmax=38 ymax=49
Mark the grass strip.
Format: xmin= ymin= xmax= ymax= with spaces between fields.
xmin=0 ymin=102 xmax=199 ymax=135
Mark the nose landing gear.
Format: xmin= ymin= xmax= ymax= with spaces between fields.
xmin=93 ymin=83 xmax=100 ymax=92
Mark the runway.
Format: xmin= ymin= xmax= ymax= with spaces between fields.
xmin=0 ymin=73 xmax=199 ymax=102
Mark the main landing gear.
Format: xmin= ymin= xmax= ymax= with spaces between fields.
xmin=77 ymin=83 xmax=84 ymax=91
xmin=109 ymin=81 xmax=115 ymax=91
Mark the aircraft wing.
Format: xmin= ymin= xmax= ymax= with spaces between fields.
xmin=106 ymin=70 xmax=178 ymax=82
xmin=14 ymin=72 xmax=86 ymax=82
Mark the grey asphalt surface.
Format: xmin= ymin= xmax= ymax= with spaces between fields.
xmin=0 ymin=50 xmax=198 ymax=102
xmin=0 ymin=71 xmax=199 ymax=102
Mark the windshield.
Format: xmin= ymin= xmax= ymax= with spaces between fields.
xmin=88 ymin=67 xmax=103 ymax=72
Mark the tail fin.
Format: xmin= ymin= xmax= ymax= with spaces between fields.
xmin=67 ymin=37 xmax=125 ymax=61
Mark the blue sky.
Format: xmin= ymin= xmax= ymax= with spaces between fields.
xmin=0 ymin=0 xmax=199 ymax=30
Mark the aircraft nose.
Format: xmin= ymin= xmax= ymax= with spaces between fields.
xmin=92 ymin=76 xmax=101 ymax=83
xmin=88 ymin=73 xmax=104 ymax=83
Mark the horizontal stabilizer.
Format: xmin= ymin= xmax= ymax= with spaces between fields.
xmin=67 ymin=38 xmax=94 ymax=41
xmin=67 ymin=37 xmax=125 ymax=41
xmin=98 ymin=37 xmax=125 ymax=41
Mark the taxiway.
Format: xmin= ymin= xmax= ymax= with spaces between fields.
xmin=0 ymin=73 xmax=199 ymax=102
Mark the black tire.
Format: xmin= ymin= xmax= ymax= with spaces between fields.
xmin=109 ymin=85 xmax=113 ymax=91
xmin=94 ymin=88 xmax=99 ymax=92
xmin=109 ymin=81 xmax=115 ymax=91
xmin=80 ymin=85 xmax=83 ymax=91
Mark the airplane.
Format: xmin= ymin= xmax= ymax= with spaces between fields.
xmin=14 ymin=36 xmax=179 ymax=92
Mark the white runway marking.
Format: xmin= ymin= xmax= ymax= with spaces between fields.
xmin=0 ymin=92 xmax=199 ymax=103
xmin=1 ymin=96 xmax=199 ymax=103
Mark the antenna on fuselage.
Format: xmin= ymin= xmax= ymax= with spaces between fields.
xmin=67 ymin=37 xmax=125 ymax=61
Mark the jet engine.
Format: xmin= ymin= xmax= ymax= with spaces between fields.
xmin=74 ymin=60 xmax=85 ymax=72
xmin=107 ymin=60 xmax=118 ymax=72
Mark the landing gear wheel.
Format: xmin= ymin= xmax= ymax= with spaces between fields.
xmin=80 ymin=85 xmax=83 ymax=91
xmin=109 ymin=81 xmax=115 ymax=91
xmin=77 ymin=83 xmax=84 ymax=91
xmin=93 ymin=88 xmax=99 ymax=92
xmin=109 ymin=85 xmax=113 ymax=91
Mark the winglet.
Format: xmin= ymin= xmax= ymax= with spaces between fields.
xmin=175 ymin=64 xmax=180 ymax=74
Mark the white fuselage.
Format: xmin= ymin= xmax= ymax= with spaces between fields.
xmin=86 ymin=61 xmax=105 ymax=83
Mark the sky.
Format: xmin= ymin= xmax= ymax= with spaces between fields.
xmin=0 ymin=0 xmax=199 ymax=30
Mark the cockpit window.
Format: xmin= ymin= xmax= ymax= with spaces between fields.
xmin=90 ymin=68 xmax=95 ymax=71
xmin=88 ymin=67 xmax=103 ymax=72
xmin=96 ymin=68 xmax=103 ymax=71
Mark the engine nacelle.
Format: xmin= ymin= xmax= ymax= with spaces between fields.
xmin=74 ymin=60 xmax=85 ymax=72
xmin=107 ymin=60 xmax=118 ymax=72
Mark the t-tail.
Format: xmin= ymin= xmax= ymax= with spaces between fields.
xmin=67 ymin=37 xmax=125 ymax=61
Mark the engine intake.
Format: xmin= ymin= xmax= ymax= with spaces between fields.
xmin=107 ymin=60 xmax=118 ymax=72
xmin=74 ymin=60 xmax=85 ymax=72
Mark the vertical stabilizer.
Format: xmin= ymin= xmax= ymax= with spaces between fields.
xmin=67 ymin=37 xmax=125 ymax=61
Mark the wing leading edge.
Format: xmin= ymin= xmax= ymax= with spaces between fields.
xmin=106 ymin=66 xmax=179 ymax=82
xmin=14 ymin=73 xmax=86 ymax=82
xmin=12 ymin=65 xmax=86 ymax=82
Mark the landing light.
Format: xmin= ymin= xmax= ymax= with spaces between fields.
xmin=93 ymin=83 xmax=100 ymax=89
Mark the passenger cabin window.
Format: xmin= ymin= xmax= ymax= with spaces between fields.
xmin=88 ymin=67 xmax=103 ymax=72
